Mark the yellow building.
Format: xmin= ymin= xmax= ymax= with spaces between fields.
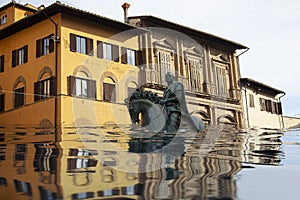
xmin=0 ymin=1 xmax=144 ymax=129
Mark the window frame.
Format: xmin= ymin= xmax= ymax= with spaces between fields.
xmin=97 ymin=41 xmax=119 ymax=62
xmin=67 ymin=76 xmax=96 ymax=99
xmin=70 ymin=34 xmax=93 ymax=56
xmin=103 ymin=82 xmax=116 ymax=103
xmin=34 ymin=76 xmax=56 ymax=102
xmin=36 ymin=34 xmax=54 ymax=58
xmin=12 ymin=45 xmax=28 ymax=68
xmin=14 ymin=86 xmax=25 ymax=108
xmin=0 ymin=14 xmax=7 ymax=25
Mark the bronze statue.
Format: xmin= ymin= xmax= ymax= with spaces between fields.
xmin=126 ymin=72 xmax=205 ymax=133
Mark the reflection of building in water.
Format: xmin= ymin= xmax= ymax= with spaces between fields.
xmin=0 ymin=126 xmax=283 ymax=199
xmin=0 ymin=130 xmax=59 ymax=199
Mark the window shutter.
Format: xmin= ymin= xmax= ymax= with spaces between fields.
xmin=12 ymin=50 xmax=17 ymax=67
xmin=136 ymin=50 xmax=143 ymax=66
xmin=112 ymin=45 xmax=119 ymax=62
xmin=49 ymin=35 xmax=54 ymax=53
xmin=103 ymin=83 xmax=109 ymax=101
xmin=23 ymin=45 xmax=28 ymax=63
xmin=121 ymin=47 xmax=127 ymax=64
xmin=69 ymin=149 xmax=79 ymax=156
xmin=88 ymin=79 xmax=96 ymax=99
xmin=36 ymin=39 xmax=41 ymax=58
xmin=111 ymin=84 xmax=116 ymax=103
xmin=34 ymin=81 xmax=41 ymax=101
xmin=86 ymin=38 xmax=94 ymax=56
xmin=0 ymin=55 xmax=4 ymax=72
xmin=0 ymin=94 xmax=4 ymax=112
xmin=50 ymin=76 xmax=56 ymax=96
xmin=97 ymin=41 xmax=103 ymax=58
xmin=70 ymin=34 xmax=76 ymax=52
xmin=277 ymin=102 xmax=282 ymax=115
xmin=88 ymin=159 xmax=97 ymax=167
xmin=67 ymin=76 xmax=76 ymax=96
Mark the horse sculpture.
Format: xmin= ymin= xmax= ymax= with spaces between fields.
xmin=125 ymin=88 xmax=205 ymax=133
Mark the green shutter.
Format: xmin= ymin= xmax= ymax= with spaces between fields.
xmin=97 ymin=41 xmax=103 ymax=58
xmin=36 ymin=39 xmax=41 ymax=58
xmin=34 ymin=81 xmax=41 ymax=101
xmin=121 ymin=47 xmax=127 ymax=64
xmin=70 ymin=34 xmax=76 ymax=52
xmin=112 ymin=45 xmax=119 ymax=62
xmin=49 ymin=34 xmax=54 ymax=53
xmin=86 ymin=38 xmax=94 ymax=56
xmin=12 ymin=50 xmax=17 ymax=67
xmin=23 ymin=45 xmax=28 ymax=63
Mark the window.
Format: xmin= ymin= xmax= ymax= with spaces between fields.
xmin=0 ymin=55 xmax=4 ymax=72
xmin=70 ymin=34 xmax=93 ymax=56
xmin=249 ymin=94 xmax=255 ymax=108
xmin=216 ymin=67 xmax=228 ymax=96
xmin=127 ymin=49 xmax=136 ymax=65
xmin=0 ymin=14 xmax=7 ymax=25
xmin=158 ymin=51 xmax=173 ymax=85
xmin=0 ymin=94 xmax=4 ymax=112
xmin=36 ymin=35 xmax=54 ymax=58
xmin=67 ymin=76 xmax=96 ymax=99
xmin=34 ymin=77 xmax=56 ymax=101
xmin=12 ymin=45 xmax=28 ymax=67
xmin=14 ymin=180 xmax=32 ymax=196
xmin=103 ymin=77 xmax=116 ymax=102
xmin=97 ymin=41 xmax=119 ymax=62
xmin=14 ymin=87 xmax=25 ymax=108
xmin=188 ymin=58 xmax=202 ymax=92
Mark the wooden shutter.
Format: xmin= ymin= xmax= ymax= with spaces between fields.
xmin=70 ymin=33 xmax=76 ymax=52
xmin=112 ymin=45 xmax=119 ymax=62
xmin=12 ymin=50 xmax=17 ymax=67
xmin=50 ymin=76 xmax=56 ymax=96
xmin=34 ymin=81 xmax=41 ymax=101
xmin=97 ymin=41 xmax=103 ymax=58
xmin=136 ymin=50 xmax=143 ymax=66
xmin=103 ymin=83 xmax=109 ymax=101
xmin=88 ymin=159 xmax=97 ymax=167
xmin=86 ymin=38 xmax=94 ymax=56
xmin=277 ymin=102 xmax=282 ymax=115
xmin=67 ymin=76 xmax=76 ymax=96
xmin=49 ymin=34 xmax=54 ymax=53
xmin=23 ymin=45 xmax=28 ymax=63
xmin=36 ymin=39 xmax=42 ymax=58
xmin=88 ymin=79 xmax=96 ymax=99
xmin=110 ymin=84 xmax=116 ymax=103
xmin=121 ymin=47 xmax=127 ymax=64
xmin=68 ymin=149 xmax=79 ymax=156
xmin=0 ymin=55 xmax=4 ymax=72
xmin=0 ymin=94 xmax=4 ymax=112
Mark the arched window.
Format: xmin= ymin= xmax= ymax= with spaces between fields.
xmin=34 ymin=68 xmax=55 ymax=102
xmin=127 ymin=81 xmax=137 ymax=98
xmin=14 ymin=77 xmax=26 ymax=108
xmin=103 ymin=77 xmax=116 ymax=103
xmin=67 ymin=69 xmax=96 ymax=99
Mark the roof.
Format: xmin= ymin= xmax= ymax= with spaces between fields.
xmin=0 ymin=1 xmax=38 ymax=13
xmin=128 ymin=15 xmax=248 ymax=50
xmin=240 ymin=78 xmax=285 ymax=96
xmin=0 ymin=2 xmax=146 ymax=40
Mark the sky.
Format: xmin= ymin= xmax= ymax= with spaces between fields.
xmin=1 ymin=0 xmax=299 ymax=117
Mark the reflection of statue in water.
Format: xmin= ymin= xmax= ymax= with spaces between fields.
xmin=126 ymin=72 xmax=205 ymax=133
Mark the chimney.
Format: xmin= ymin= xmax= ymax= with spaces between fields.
xmin=121 ymin=2 xmax=130 ymax=23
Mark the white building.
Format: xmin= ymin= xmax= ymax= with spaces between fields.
xmin=240 ymin=78 xmax=285 ymax=130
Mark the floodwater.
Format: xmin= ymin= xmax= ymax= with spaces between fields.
xmin=0 ymin=125 xmax=299 ymax=200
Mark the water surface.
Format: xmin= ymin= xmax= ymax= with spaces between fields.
xmin=0 ymin=126 xmax=299 ymax=200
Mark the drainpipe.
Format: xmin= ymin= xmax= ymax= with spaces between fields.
xmin=241 ymin=85 xmax=250 ymax=129
xmin=42 ymin=11 xmax=60 ymax=131
xmin=278 ymin=92 xmax=286 ymax=129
